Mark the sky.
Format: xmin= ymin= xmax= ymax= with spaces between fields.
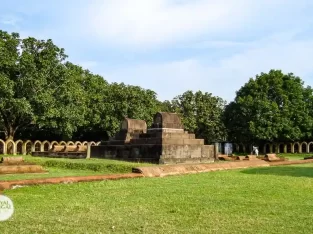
xmin=1 ymin=0 xmax=313 ymax=102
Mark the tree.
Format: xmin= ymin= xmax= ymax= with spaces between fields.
xmin=0 ymin=30 xmax=87 ymax=140
xmin=172 ymin=90 xmax=227 ymax=143
xmin=224 ymin=69 xmax=313 ymax=144
xmin=70 ymin=64 xmax=111 ymax=141
xmin=158 ymin=100 xmax=175 ymax=112
xmin=103 ymin=83 xmax=160 ymax=136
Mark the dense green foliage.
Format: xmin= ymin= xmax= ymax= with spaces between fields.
xmin=0 ymin=31 xmax=161 ymax=141
xmin=2 ymin=29 xmax=313 ymax=144
xmin=224 ymin=70 xmax=313 ymax=144
xmin=171 ymin=90 xmax=227 ymax=143
xmin=2 ymin=163 xmax=313 ymax=233
xmin=0 ymin=30 xmax=227 ymax=143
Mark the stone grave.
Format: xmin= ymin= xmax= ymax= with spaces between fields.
xmin=0 ymin=156 xmax=46 ymax=174
xmin=91 ymin=112 xmax=216 ymax=164
xmin=32 ymin=145 xmax=87 ymax=159
xmin=264 ymin=153 xmax=288 ymax=162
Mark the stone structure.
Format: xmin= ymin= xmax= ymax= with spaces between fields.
xmin=0 ymin=156 xmax=45 ymax=174
xmin=91 ymin=112 xmax=215 ymax=164
xmin=32 ymin=145 xmax=89 ymax=159
xmin=0 ymin=140 xmax=99 ymax=156
xmin=111 ymin=118 xmax=147 ymax=143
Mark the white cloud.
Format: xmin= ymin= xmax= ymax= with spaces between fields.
xmin=105 ymin=59 xmax=206 ymax=98
xmin=3 ymin=0 xmax=313 ymax=103
xmin=76 ymin=0 xmax=311 ymax=48
xmin=105 ymin=34 xmax=313 ymax=102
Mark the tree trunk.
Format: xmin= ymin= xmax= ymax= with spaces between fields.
xmin=4 ymin=125 xmax=16 ymax=141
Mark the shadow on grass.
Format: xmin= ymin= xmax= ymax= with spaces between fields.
xmin=241 ymin=166 xmax=313 ymax=178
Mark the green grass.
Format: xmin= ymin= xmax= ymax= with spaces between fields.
xmin=0 ymin=153 xmax=311 ymax=181
xmin=277 ymin=153 xmax=312 ymax=160
xmin=1 ymin=163 xmax=313 ymax=233
xmin=24 ymin=155 xmax=151 ymax=170
xmin=0 ymin=155 xmax=151 ymax=181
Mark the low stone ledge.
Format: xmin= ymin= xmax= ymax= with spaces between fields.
xmin=0 ymin=165 xmax=46 ymax=174
xmin=269 ymin=159 xmax=313 ymax=166
xmin=133 ymin=160 xmax=270 ymax=177
xmin=1 ymin=156 xmax=24 ymax=164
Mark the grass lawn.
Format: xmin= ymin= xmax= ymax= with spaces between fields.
xmin=0 ymin=153 xmax=310 ymax=181
xmin=278 ymin=153 xmax=312 ymax=160
xmin=0 ymin=156 xmax=151 ymax=181
xmin=1 ymin=163 xmax=313 ymax=233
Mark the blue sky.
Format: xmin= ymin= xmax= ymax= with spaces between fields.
xmin=1 ymin=0 xmax=313 ymax=102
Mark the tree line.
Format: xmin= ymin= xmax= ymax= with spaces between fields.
xmin=1 ymin=30 xmax=313 ymax=144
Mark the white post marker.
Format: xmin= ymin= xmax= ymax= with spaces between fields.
xmin=0 ymin=195 xmax=14 ymax=221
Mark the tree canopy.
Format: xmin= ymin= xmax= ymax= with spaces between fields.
xmin=0 ymin=31 xmax=84 ymax=140
xmin=224 ymin=70 xmax=313 ymax=144
xmin=171 ymin=90 xmax=227 ymax=143
xmin=0 ymin=30 xmax=161 ymax=141
xmin=2 ymin=29 xmax=313 ymax=145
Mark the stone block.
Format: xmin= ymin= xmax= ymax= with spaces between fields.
xmin=50 ymin=145 xmax=66 ymax=152
xmin=236 ymin=156 xmax=246 ymax=161
xmin=162 ymin=138 xmax=184 ymax=145
xmin=121 ymin=118 xmax=147 ymax=133
xmin=245 ymin=155 xmax=260 ymax=161
xmin=1 ymin=156 xmax=24 ymax=164
xmin=0 ymin=165 xmax=46 ymax=174
xmin=183 ymin=139 xmax=204 ymax=145
xmin=152 ymin=112 xmax=184 ymax=129
xmin=264 ymin=154 xmax=281 ymax=162
xmin=201 ymin=145 xmax=214 ymax=158
xmin=188 ymin=134 xmax=195 ymax=139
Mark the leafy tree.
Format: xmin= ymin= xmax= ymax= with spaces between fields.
xmin=70 ymin=64 xmax=111 ymax=141
xmin=104 ymin=83 xmax=160 ymax=136
xmin=224 ymin=69 xmax=313 ymax=144
xmin=0 ymin=30 xmax=86 ymax=140
xmin=172 ymin=90 xmax=227 ymax=143
xmin=158 ymin=100 xmax=175 ymax=112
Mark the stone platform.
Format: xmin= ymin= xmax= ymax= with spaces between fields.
xmin=0 ymin=156 xmax=46 ymax=174
xmin=133 ymin=160 xmax=270 ymax=177
xmin=91 ymin=112 xmax=216 ymax=164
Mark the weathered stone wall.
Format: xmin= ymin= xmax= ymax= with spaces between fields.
xmin=121 ymin=118 xmax=147 ymax=133
xmin=90 ymin=144 xmax=215 ymax=164
xmin=114 ymin=118 xmax=147 ymax=142
xmin=152 ymin=112 xmax=184 ymax=129
xmin=91 ymin=144 xmax=162 ymax=163
xmin=159 ymin=145 xmax=215 ymax=164
xmin=91 ymin=113 xmax=216 ymax=164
